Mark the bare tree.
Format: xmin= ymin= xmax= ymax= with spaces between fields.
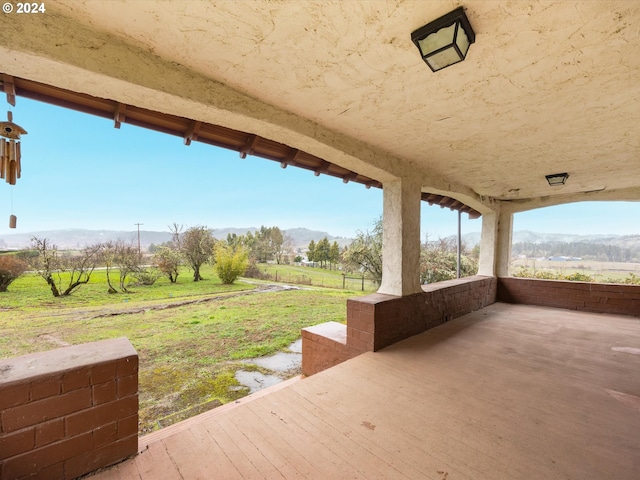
xmin=169 ymin=223 xmax=184 ymax=249
xmin=101 ymin=241 xmax=119 ymax=294
xmin=31 ymin=237 xmax=102 ymax=297
xmin=115 ymin=241 xmax=140 ymax=292
xmin=181 ymin=226 xmax=215 ymax=281
xmin=275 ymin=233 xmax=293 ymax=265
xmin=100 ymin=240 xmax=141 ymax=293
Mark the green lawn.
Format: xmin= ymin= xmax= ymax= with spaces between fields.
xmin=0 ymin=263 xmax=367 ymax=433
xmin=254 ymin=262 xmax=378 ymax=291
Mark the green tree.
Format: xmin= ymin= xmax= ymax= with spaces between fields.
xmin=420 ymin=237 xmax=478 ymax=284
xmin=343 ymin=219 xmax=383 ymax=285
xmin=252 ymin=226 xmax=284 ymax=263
xmin=315 ymin=237 xmax=331 ymax=268
xmin=329 ymin=241 xmax=341 ymax=270
xmin=181 ymin=226 xmax=215 ymax=281
xmin=307 ymin=240 xmax=316 ymax=263
xmin=154 ymin=246 xmax=182 ymax=283
xmin=214 ymin=244 xmax=249 ymax=284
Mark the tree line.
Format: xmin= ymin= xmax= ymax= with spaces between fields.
xmin=340 ymin=218 xmax=479 ymax=286
xmin=0 ymin=224 xmax=251 ymax=296
xmin=0 ymin=219 xmax=482 ymax=295
xmin=512 ymin=241 xmax=640 ymax=263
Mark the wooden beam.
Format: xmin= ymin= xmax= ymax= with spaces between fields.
xmin=2 ymin=75 xmax=16 ymax=106
xmin=184 ymin=120 xmax=201 ymax=146
xmin=114 ymin=103 xmax=126 ymax=129
xmin=239 ymin=134 xmax=258 ymax=159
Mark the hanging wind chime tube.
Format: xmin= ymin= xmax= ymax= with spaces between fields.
xmin=0 ymin=110 xmax=27 ymax=228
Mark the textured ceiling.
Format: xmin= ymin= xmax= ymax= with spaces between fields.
xmin=1 ymin=0 xmax=639 ymax=212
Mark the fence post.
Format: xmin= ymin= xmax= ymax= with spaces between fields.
xmin=361 ymin=275 xmax=365 ymax=291
xmin=342 ymin=273 xmax=346 ymax=289
xmin=275 ymin=271 xmax=278 ymax=282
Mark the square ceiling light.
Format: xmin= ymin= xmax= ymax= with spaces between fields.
xmin=411 ymin=7 xmax=476 ymax=72
xmin=545 ymin=173 xmax=569 ymax=186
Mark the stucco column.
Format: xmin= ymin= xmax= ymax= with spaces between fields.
xmin=478 ymin=205 xmax=513 ymax=277
xmin=378 ymin=177 xmax=422 ymax=296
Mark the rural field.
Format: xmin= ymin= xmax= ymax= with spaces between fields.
xmin=0 ymin=264 xmax=371 ymax=433
xmin=510 ymin=258 xmax=640 ymax=282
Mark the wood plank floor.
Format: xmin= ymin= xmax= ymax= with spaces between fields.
xmin=90 ymin=303 xmax=640 ymax=479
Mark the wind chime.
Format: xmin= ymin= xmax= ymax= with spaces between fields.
xmin=0 ymin=111 xmax=26 ymax=228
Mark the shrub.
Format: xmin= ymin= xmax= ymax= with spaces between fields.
xmin=243 ymin=260 xmax=270 ymax=280
xmin=624 ymin=273 xmax=640 ymax=285
xmin=0 ymin=255 xmax=28 ymax=292
xmin=133 ymin=268 xmax=162 ymax=286
xmin=563 ymin=272 xmax=595 ymax=282
xmin=215 ymin=244 xmax=249 ymax=284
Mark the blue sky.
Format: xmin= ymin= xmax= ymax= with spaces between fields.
xmin=0 ymin=98 xmax=637 ymax=240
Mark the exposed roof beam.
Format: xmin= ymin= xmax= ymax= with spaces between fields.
xmin=1 ymin=73 xmax=481 ymax=218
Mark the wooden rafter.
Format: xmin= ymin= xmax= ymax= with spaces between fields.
xmin=0 ymin=73 xmax=481 ymax=218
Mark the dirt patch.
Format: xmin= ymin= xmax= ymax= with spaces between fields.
xmin=38 ymin=334 xmax=71 ymax=348
xmin=88 ymin=283 xmax=299 ymax=320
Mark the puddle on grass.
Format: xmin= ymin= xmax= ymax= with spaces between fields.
xmin=235 ymin=339 xmax=302 ymax=393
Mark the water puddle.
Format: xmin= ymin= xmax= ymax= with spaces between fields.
xmin=235 ymin=339 xmax=302 ymax=393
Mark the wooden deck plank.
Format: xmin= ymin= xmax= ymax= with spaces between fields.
xmin=199 ymin=419 xmax=266 ymax=480
xmin=188 ymin=423 xmax=245 ymax=479
xmin=295 ymin=360 xmax=517 ymax=480
xmin=92 ymin=460 xmax=141 ymax=480
xmin=133 ymin=441 xmax=183 ymax=480
xmin=218 ymin=400 xmax=305 ymax=479
xmin=92 ymin=303 xmax=640 ymax=480
xmin=250 ymin=389 xmax=413 ymax=480
xmin=212 ymin=414 xmax=284 ymax=479
xmin=159 ymin=426 xmax=240 ymax=479
xmin=241 ymin=396 xmax=357 ymax=478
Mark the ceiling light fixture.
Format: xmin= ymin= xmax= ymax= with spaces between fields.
xmin=545 ymin=172 xmax=569 ymax=186
xmin=411 ymin=7 xmax=476 ymax=72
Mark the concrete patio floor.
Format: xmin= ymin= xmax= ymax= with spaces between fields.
xmin=89 ymin=303 xmax=640 ymax=479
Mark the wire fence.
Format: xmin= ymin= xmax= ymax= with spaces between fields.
xmin=246 ymin=268 xmax=375 ymax=291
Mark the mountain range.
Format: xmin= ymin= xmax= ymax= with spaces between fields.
xmin=0 ymin=227 xmax=353 ymax=251
xmin=1 ymin=228 xmax=638 ymax=252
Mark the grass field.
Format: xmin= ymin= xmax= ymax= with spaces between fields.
xmin=256 ymin=262 xmax=379 ymax=291
xmin=0 ymin=263 xmax=366 ymax=433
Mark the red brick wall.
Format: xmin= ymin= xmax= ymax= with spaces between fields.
xmin=348 ymin=276 xmax=497 ymax=351
xmin=0 ymin=338 xmax=138 ymax=480
xmin=301 ymin=322 xmax=361 ymax=376
xmin=302 ymin=276 xmax=497 ymax=375
xmin=498 ymin=277 xmax=640 ymax=316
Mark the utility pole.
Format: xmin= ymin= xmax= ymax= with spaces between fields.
xmin=135 ymin=223 xmax=143 ymax=255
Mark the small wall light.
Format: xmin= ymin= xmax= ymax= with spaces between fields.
xmin=411 ymin=7 xmax=476 ymax=72
xmin=545 ymin=173 xmax=569 ymax=186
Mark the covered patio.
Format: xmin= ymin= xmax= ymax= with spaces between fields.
xmin=91 ymin=302 xmax=640 ymax=479
xmin=1 ymin=1 xmax=640 ymax=478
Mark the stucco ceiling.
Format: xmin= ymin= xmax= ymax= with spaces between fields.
xmin=1 ymin=0 xmax=639 ymax=213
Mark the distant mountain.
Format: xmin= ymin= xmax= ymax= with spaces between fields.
xmin=510 ymin=230 xmax=625 ymax=245
xmin=280 ymin=228 xmax=352 ymax=249
xmin=0 ymin=229 xmax=166 ymax=250
xmin=445 ymin=231 xmax=640 ymax=251
xmin=2 ymin=228 xmax=638 ymax=252
xmin=0 ymin=227 xmax=352 ymax=251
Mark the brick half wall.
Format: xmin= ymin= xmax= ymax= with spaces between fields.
xmin=302 ymin=276 xmax=497 ymax=375
xmin=498 ymin=277 xmax=640 ymax=316
xmin=0 ymin=338 xmax=138 ymax=480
